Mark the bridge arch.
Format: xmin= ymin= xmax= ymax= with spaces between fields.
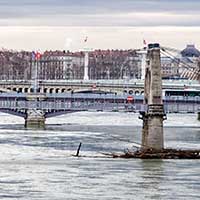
xmin=49 ymin=88 xmax=54 ymax=94
xmin=61 ymin=88 xmax=66 ymax=93
xmin=24 ymin=88 xmax=29 ymax=93
xmin=67 ymin=88 xmax=72 ymax=92
xmin=18 ymin=88 xmax=23 ymax=93
xmin=0 ymin=109 xmax=26 ymax=118
xmin=123 ymin=90 xmax=127 ymax=94
xmin=55 ymin=88 xmax=60 ymax=93
xmin=128 ymin=90 xmax=133 ymax=95
xmin=44 ymin=88 xmax=48 ymax=93
xmin=135 ymin=90 xmax=140 ymax=95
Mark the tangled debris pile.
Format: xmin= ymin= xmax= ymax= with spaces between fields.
xmin=111 ymin=149 xmax=200 ymax=159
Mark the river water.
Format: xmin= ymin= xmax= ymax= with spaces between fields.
xmin=0 ymin=112 xmax=199 ymax=200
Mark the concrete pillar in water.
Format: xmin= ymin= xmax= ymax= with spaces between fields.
xmin=25 ymin=109 xmax=45 ymax=128
xmin=141 ymin=112 xmax=148 ymax=147
xmin=146 ymin=105 xmax=165 ymax=149
xmin=140 ymin=43 xmax=165 ymax=150
xmin=25 ymin=94 xmax=46 ymax=128
xmin=141 ymin=53 xmax=151 ymax=147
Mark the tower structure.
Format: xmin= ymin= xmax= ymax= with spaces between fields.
xmin=82 ymin=36 xmax=92 ymax=81
xmin=140 ymin=43 xmax=166 ymax=150
xmin=84 ymin=51 xmax=89 ymax=80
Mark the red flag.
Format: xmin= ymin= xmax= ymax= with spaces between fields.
xmin=36 ymin=51 xmax=42 ymax=60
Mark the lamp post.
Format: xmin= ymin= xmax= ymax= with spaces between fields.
xmin=31 ymin=51 xmax=42 ymax=93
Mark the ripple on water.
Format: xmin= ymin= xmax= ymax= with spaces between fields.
xmin=0 ymin=113 xmax=199 ymax=199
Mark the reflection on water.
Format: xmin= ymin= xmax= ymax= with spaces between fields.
xmin=139 ymin=160 xmax=165 ymax=199
xmin=0 ymin=112 xmax=199 ymax=199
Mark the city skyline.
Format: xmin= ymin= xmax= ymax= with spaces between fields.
xmin=0 ymin=0 xmax=200 ymax=51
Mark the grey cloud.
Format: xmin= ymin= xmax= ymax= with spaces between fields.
xmin=1 ymin=0 xmax=200 ymax=14
xmin=0 ymin=0 xmax=200 ymax=26
xmin=1 ymin=13 xmax=200 ymax=27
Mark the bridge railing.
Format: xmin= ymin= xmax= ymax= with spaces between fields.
xmin=0 ymin=94 xmax=199 ymax=113
xmin=0 ymin=99 xmax=139 ymax=112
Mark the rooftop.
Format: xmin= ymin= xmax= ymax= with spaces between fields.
xmin=181 ymin=44 xmax=200 ymax=57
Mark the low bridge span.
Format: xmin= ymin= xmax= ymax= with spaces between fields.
xmin=0 ymin=92 xmax=199 ymax=128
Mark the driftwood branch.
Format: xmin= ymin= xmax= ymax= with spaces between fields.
xmin=75 ymin=142 xmax=82 ymax=157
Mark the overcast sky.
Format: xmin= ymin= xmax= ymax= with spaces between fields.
xmin=0 ymin=0 xmax=200 ymax=51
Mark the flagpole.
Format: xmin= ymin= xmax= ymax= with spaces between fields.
xmin=83 ymin=36 xmax=89 ymax=81
xmin=32 ymin=51 xmax=41 ymax=93
xmin=34 ymin=60 xmax=38 ymax=93
xmin=84 ymin=51 xmax=89 ymax=80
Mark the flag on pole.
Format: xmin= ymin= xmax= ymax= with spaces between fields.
xmin=32 ymin=51 xmax=36 ymax=60
xmin=32 ymin=51 xmax=42 ymax=60
xmin=36 ymin=51 xmax=42 ymax=60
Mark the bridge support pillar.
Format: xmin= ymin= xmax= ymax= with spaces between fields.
xmin=25 ymin=109 xmax=45 ymax=128
xmin=140 ymin=43 xmax=166 ymax=150
xmin=141 ymin=105 xmax=165 ymax=149
xmin=198 ymin=112 xmax=200 ymax=121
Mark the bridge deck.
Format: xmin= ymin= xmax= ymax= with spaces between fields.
xmin=0 ymin=92 xmax=199 ymax=118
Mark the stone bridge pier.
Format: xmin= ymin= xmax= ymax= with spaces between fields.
xmin=25 ymin=109 xmax=45 ymax=128
xmin=140 ymin=43 xmax=166 ymax=150
xmin=25 ymin=94 xmax=46 ymax=128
